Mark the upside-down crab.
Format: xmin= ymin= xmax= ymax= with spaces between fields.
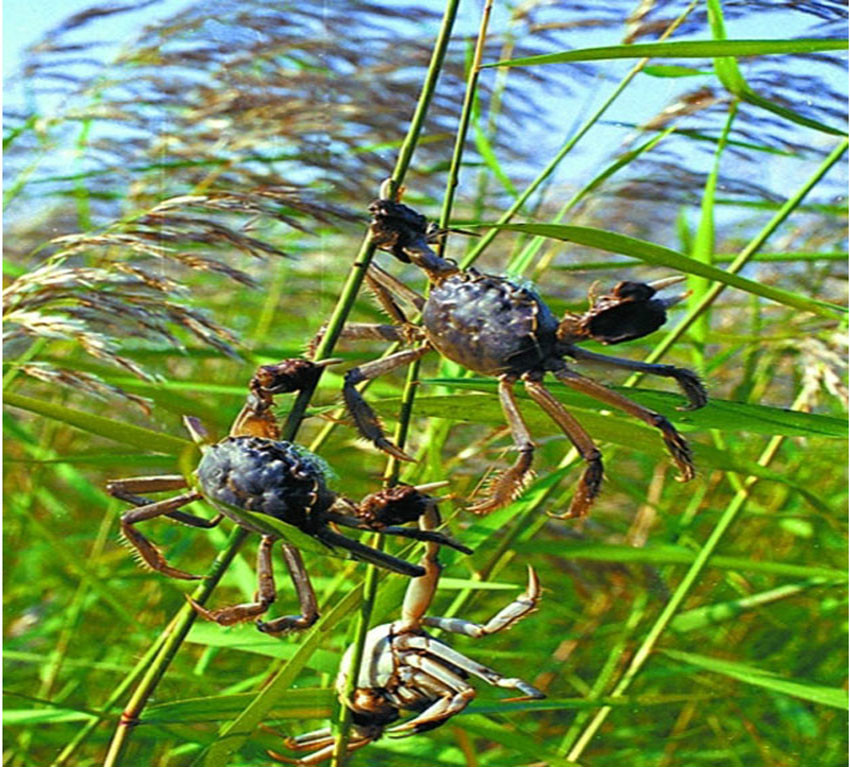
xmin=106 ymin=358 xmax=470 ymax=634
xmin=322 ymin=183 xmax=707 ymax=518
xmin=273 ymin=504 xmax=543 ymax=763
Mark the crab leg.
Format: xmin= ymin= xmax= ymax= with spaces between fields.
xmin=552 ymin=366 xmax=696 ymax=481
xmin=107 ymin=478 xmax=205 ymax=580
xmin=188 ymin=535 xmax=277 ymax=625
xmin=521 ymin=375 xmax=604 ymax=519
xmin=315 ymin=528 xmax=425 ymax=577
xmin=565 ymin=345 xmax=707 ymax=410
xmin=468 ymin=375 xmax=535 ymax=514
xmin=366 ymin=262 xmax=427 ymax=313
xmin=323 ymin=511 xmax=471 ymax=554
xmin=397 ymin=635 xmax=544 ymax=700
xmin=271 ymin=731 xmax=374 ymax=765
xmin=284 ymin=727 xmax=334 ymax=750
xmin=342 ymin=345 xmax=432 ymax=461
xmin=107 ymin=475 xmax=223 ymax=529
xmin=396 ymin=506 xmax=443 ymax=631
xmin=257 ymin=544 xmax=320 ymax=634
xmin=308 ymin=322 xmax=420 ymax=360
xmin=423 ymin=566 xmax=540 ymax=636
xmin=387 ymin=662 xmax=475 ymax=734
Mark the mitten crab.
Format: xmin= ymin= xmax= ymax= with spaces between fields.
xmin=322 ymin=185 xmax=707 ymax=518
xmin=274 ymin=504 xmax=542 ymax=763
xmin=106 ymin=358 xmax=470 ymax=634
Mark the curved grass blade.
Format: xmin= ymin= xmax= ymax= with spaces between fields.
xmin=476 ymin=223 xmax=845 ymax=317
xmin=487 ymin=38 xmax=848 ymax=68
xmin=4 ymin=391 xmax=193 ymax=455
xmin=417 ymin=383 xmax=847 ymax=439
xmin=659 ymin=649 xmax=848 ymax=709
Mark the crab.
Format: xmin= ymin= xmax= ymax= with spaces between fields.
xmin=320 ymin=184 xmax=707 ymax=518
xmin=106 ymin=358 xmax=471 ymax=634
xmin=272 ymin=503 xmax=543 ymax=764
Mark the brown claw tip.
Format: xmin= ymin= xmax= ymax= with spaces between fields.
xmin=185 ymin=595 xmax=214 ymax=617
xmin=162 ymin=565 xmax=202 ymax=580
xmin=267 ymin=749 xmax=298 ymax=764
xmin=378 ymin=440 xmax=416 ymax=462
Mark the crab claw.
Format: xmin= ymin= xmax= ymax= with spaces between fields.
xmin=647 ymin=275 xmax=690 ymax=310
xmin=570 ymin=278 xmax=689 ymax=345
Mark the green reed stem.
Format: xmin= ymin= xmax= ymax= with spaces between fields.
xmin=102 ymin=524 xmax=249 ymax=767
xmin=625 ymin=136 xmax=849 ymax=378
xmin=564 ymin=388 xmax=809 ymax=761
xmin=459 ymin=0 xmax=698 ymax=271
xmin=440 ymin=0 xmax=494 ymax=233
xmin=328 ymin=3 xmax=462 ymax=764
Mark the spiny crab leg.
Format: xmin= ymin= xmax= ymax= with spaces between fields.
xmin=467 ymin=375 xmax=535 ymax=514
xmin=552 ymin=365 xmax=696 ymax=482
xmin=187 ymin=535 xmax=278 ymax=625
xmin=396 ymin=634 xmax=545 ymax=701
xmin=188 ymin=540 xmax=320 ymax=633
xmin=342 ymin=344 xmax=433 ymax=461
xmin=395 ymin=503 xmax=444 ymax=631
xmin=521 ymin=374 xmax=604 ymax=519
xmin=106 ymin=474 xmax=207 ymax=580
xmin=565 ymin=345 xmax=707 ymax=410
xmin=257 ymin=544 xmax=320 ymax=634
xmin=423 ymin=566 xmax=540 ymax=637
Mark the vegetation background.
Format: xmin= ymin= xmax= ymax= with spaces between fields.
xmin=3 ymin=1 xmax=848 ymax=766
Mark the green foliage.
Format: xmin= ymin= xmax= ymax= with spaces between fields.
xmin=3 ymin=1 xmax=847 ymax=766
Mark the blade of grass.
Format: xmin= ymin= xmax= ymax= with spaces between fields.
xmin=562 ymin=388 xmax=813 ymax=761
xmin=486 ymin=38 xmax=848 ymax=68
xmin=480 ymin=222 xmax=844 ymax=318
xmin=658 ymin=649 xmax=848 ymax=709
xmin=3 ymin=391 xmax=193 ymax=455
xmin=459 ymin=1 xmax=699 ymax=269
xmin=624 ymin=136 xmax=849 ymax=374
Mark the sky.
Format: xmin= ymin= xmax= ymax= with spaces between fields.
xmin=3 ymin=0 xmax=845 ymax=216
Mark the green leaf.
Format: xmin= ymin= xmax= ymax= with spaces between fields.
xmin=670 ymin=579 xmax=833 ymax=632
xmin=642 ymin=64 xmax=712 ymax=77
xmin=659 ymin=649 xmax=849 ymax=709
xmin=474 ymin=222 xmax=845 ymax=317
xmin=419 ymin=382 xmax=847 ymax=439
xmin=486 ymin=39 xmax=848 ymax=68
xmin=184 ymin=623 xmax=340 ymax=670
xmin=4 ymin=708 xmax=98 ymax=725
xmin=4 ymin=391 xmax=193 ymax=455
xmin=518 ymin=541 xmax=846 ymax=582
xmin=145 ymin=688 xmax=333 ymax=724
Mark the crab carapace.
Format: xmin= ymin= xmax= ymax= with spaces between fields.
xmin=274 ymin=504 xmax=542 ymax=763
xmin=320 ymin=186 xmax=706 ymax=518
xmin=106 ymin=358 xmax=471 ymax=634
